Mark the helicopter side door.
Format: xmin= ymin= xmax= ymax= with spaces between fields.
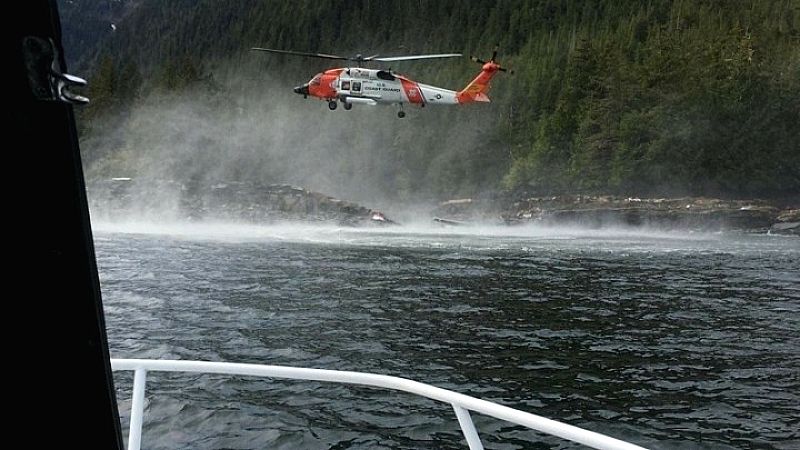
xmin=350 ymin=80 xmax=362 ymax=97
xmin=339 ymin=78 xmax=362 ymax=97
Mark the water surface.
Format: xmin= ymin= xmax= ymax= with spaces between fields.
xmin=96 ymin=222 xmax=800 ymax=449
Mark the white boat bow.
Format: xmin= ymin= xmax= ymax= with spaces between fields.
xmin=111 ymin=358 xmax=649 ymax=450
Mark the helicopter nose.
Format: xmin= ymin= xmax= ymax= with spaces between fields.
xmin=294 ymin=84 xmax=309 ymax=96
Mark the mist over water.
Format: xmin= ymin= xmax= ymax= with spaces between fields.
xmin=91 ymin=216 xmax=785 ymax=254
xmin=82 ymin=58 xmax=506 ymax=216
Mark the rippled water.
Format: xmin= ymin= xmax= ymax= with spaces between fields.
xmin=95 ymin=221 xmax=800 ymax=449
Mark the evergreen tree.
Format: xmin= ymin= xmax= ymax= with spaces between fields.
xmin=66 ymin=0 xmax=800 ymax=201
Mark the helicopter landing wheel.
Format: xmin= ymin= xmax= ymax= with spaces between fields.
xmin=328 ymin=100 xmax=338 ymax=111
xmin=343 ymin=102 xmax=353 ymax=110
xmin=398 ymin=110 xmax=406 ymax=118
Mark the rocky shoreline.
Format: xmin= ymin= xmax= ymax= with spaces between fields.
xmin=86 ymin=178 xmax=799 ymax=235
xmin=86 ymin=178 xmax=396 ymax=227
xmin=433 ymin=195 xmax=800 ymax=235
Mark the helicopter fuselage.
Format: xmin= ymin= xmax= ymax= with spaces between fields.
xmin=295 ymin=67 xmax=461 ymax=108
xmin=254 ymin=46 xmax=505 ymax=117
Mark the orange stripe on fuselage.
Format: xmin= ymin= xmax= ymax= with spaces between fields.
xmin=399 ymin=77 xmax=425 ymax=105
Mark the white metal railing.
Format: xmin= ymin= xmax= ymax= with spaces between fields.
xmin=111 ymin=359 xmax=649 ymax=450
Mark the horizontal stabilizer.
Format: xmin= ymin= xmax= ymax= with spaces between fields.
xmin=473 ymin=93 xmax=490 ymax=102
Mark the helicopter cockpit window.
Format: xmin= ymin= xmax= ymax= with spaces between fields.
xmin=377 ymin=70 xmax=396 ymax=81
xmin=310 ymin=73 xmax=322 ymax=85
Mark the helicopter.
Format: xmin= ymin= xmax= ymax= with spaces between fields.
xmin=251 ymin=46 xmax=509 ymax=118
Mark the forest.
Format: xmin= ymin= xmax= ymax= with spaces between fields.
xmin=59 ymin=0 xmax=800 ymax=205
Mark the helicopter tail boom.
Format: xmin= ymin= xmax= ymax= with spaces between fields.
xmin=456 ymin=61 xmax=501 ymax=104
xmin=456 ymin=46 xmax=509 ymax=104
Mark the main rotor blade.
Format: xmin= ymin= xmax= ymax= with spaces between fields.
xmin=251 ymin=47 xmax=348 ymax=61
xmin=371 ymin=53 xmax=462 ymax=62
xmin=251 ymin=48 xmax=462 ymax=64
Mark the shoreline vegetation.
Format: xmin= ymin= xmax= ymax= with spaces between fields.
xmin=68 ymin=0 xmax=799 ymax=211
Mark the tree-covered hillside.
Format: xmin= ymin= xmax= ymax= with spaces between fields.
xmin=62 ymin=0 xmax=800 ymax=204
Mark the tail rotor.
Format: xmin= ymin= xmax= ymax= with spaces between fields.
xmin=457 ymin=45 xmax=511 ymax=103
xmin=469 ymin=45 xmax=512 ymax=73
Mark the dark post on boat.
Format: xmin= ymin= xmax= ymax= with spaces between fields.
xmin=9 ymin=1 xmax=124 ymax=448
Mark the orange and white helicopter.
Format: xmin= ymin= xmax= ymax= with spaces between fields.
xmin=251 ymin=47 xmax=509 ymax=118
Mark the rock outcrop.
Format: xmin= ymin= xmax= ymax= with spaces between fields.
xmin=87 ymin=178 xmax=798 ymax=234
xmin=86 ymin=178 xmax=396 ymax=226
xmin=432 ymin=195 xmax=800 ymax=235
